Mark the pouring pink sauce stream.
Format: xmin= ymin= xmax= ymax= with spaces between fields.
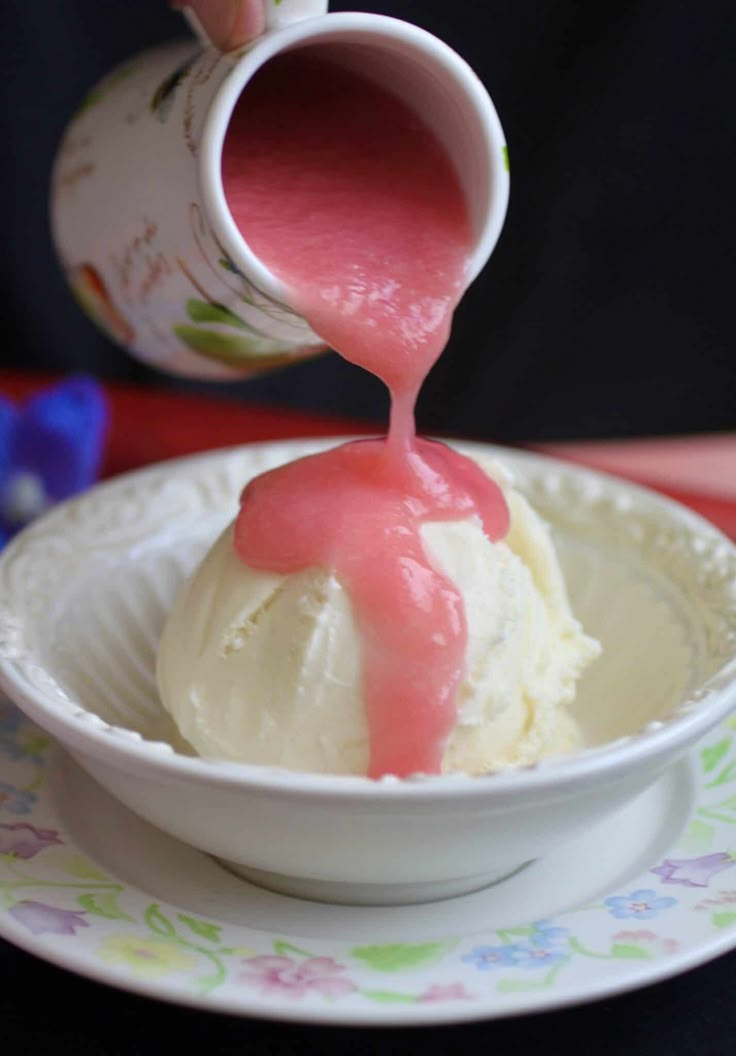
xmin=222 ymin=53 xmax=509 ymax=778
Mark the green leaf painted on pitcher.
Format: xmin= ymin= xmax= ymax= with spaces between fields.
xmin=713 ymin=911 xmax=736 ymax=929
xmin=185 ymin=298 xmax=251 ymax=330
xmin=175 ymin=325 xmax=269 ymax=359
xmin=150 ymin=56 xmax=196 ymax=118
xmin=174 ymin=324 xmax=310 ymax=369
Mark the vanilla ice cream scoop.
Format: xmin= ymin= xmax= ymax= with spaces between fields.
xmin=156 ymin=459 xmax=600 ymax=776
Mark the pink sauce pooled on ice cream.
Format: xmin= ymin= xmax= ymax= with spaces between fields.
xmin=222 ymin=53 xmax=509 ymax=777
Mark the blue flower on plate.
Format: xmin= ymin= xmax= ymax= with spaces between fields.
xmin=529 ymin=920 xmax=569 ymax=947
xmin=605 ymin=888 xmax=678 ymax=920
xmin=0 ymin=782 xmax=36 ymax=815
xmin=506 ymin=921 xmax=571 ymax=971
xmin=512 ymin=943 xmax=569 ymax=971
xmin=462 ymin=944 xmax=523 ymax=970
xmin=0 ymin=704 xmax=47 ymax=762
xmin=0 ymin=376 xmax=108 ymax=545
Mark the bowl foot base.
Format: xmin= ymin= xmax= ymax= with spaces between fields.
xmin=215 ymin=858 xmax=533 ymax=906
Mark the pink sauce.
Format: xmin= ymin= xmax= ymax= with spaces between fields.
xmin=223 ymin=53 xmax=509 ymax=777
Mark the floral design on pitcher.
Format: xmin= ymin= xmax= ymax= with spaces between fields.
xmin=69 ymin=264 xmax=135 ymax=345
xmin=74 ymin=60 xmax=139 ymax=120
xmin=150 ymin=55 xmax=197 ymax=123
xmin=170 ymin=203 xmax=322 ymax=369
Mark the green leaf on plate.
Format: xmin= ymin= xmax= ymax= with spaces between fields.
xmin=713 ymin=911 xmax=736 ymax=929
xmin=144 ymin=903 xmax=177 ymax=937
xmin=351 ymin=942 xmax=451 ymax=973
xmin=78 ymin=891 xmax=133 ymax=922
xmin=679 ymin=819 xmax=716 ymax=855
xmin=698 ymin=794 xmax=736 ymax=824
xmin=496 ymin=977 xmax=551 ymax=994
xmin=272 ymin=939 xmax=313 ymax=958
xmin=702 ymin=738 xmax=733 ymax=774
xmin=610 ymin=943 xmax=651 ymax=960
xmin=362 ymin=990 xmax=418 ymax=1004
xmin=177 ymin=913 xmax=222 ymax=944
xmin=707 ymin=761 xmax=736 ymax=789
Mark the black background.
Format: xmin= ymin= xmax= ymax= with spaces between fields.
xmin=2 ymin=3 xmax=736 ymax=1050
xmin=2 ymin=0 xmax=734 ymax=441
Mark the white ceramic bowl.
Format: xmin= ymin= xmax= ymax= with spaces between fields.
xmin=1 ymin=440 xmax=735 ymax=905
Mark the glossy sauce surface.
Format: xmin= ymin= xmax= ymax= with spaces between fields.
xmin=223 ymin=53 xmax=508 ymax=776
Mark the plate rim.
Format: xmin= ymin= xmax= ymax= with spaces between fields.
xmin=1 ymin=701 xmax=736 ymax=1025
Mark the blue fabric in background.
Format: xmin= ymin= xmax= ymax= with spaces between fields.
xmin=13 ymin=376 xmax=108 ymax=501
xmin=0 ymin=400 xmax=18 ymax=547
xmin=0 ymin=400 xmax=18 ymax=479
xmin=0 ymin=376 xmax=108 ymax=543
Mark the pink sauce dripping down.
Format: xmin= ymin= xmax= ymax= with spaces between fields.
xmin=223 ymin=53 xmax=509 ymax=777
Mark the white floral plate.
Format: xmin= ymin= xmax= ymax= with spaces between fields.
xmin=1 ymin=697 xmax=735 ymax=1024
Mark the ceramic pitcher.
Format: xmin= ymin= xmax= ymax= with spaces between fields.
xmin=51 ymin=0 xmax=509 ymax=379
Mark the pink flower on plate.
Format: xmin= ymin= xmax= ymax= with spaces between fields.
xmin=419 ymin=983 xmax=475 ymax=1003
xmin=651 ymin=852 xmax=736 ymax=888
xmin=238 ymin=955 xmax=357 ymax=1000
xmin=696 ymin=890 xmax=736 ymax=910
xmin=613 ymin=930 xmax=680 ymax=956
xmin=0 ymin=823 xmax=62 ymax=860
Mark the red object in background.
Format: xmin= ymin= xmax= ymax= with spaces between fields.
xmin=2 ymin=371 xmax=735 ymax=539
xmin=531 ymin=436 xmax=736 ymax=541
xmin=0 ymin=372 xmax=372 ymax=479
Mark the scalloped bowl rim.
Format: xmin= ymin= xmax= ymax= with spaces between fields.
xmin=1 ymin=439 xmax=735 ymax=805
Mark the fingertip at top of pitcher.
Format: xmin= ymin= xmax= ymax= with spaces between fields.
xmin=176 ymin=0 xmax=330 ymax=51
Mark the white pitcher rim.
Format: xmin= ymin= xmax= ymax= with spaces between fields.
xmin=199 ymin=12 xmax=510 ymax=306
